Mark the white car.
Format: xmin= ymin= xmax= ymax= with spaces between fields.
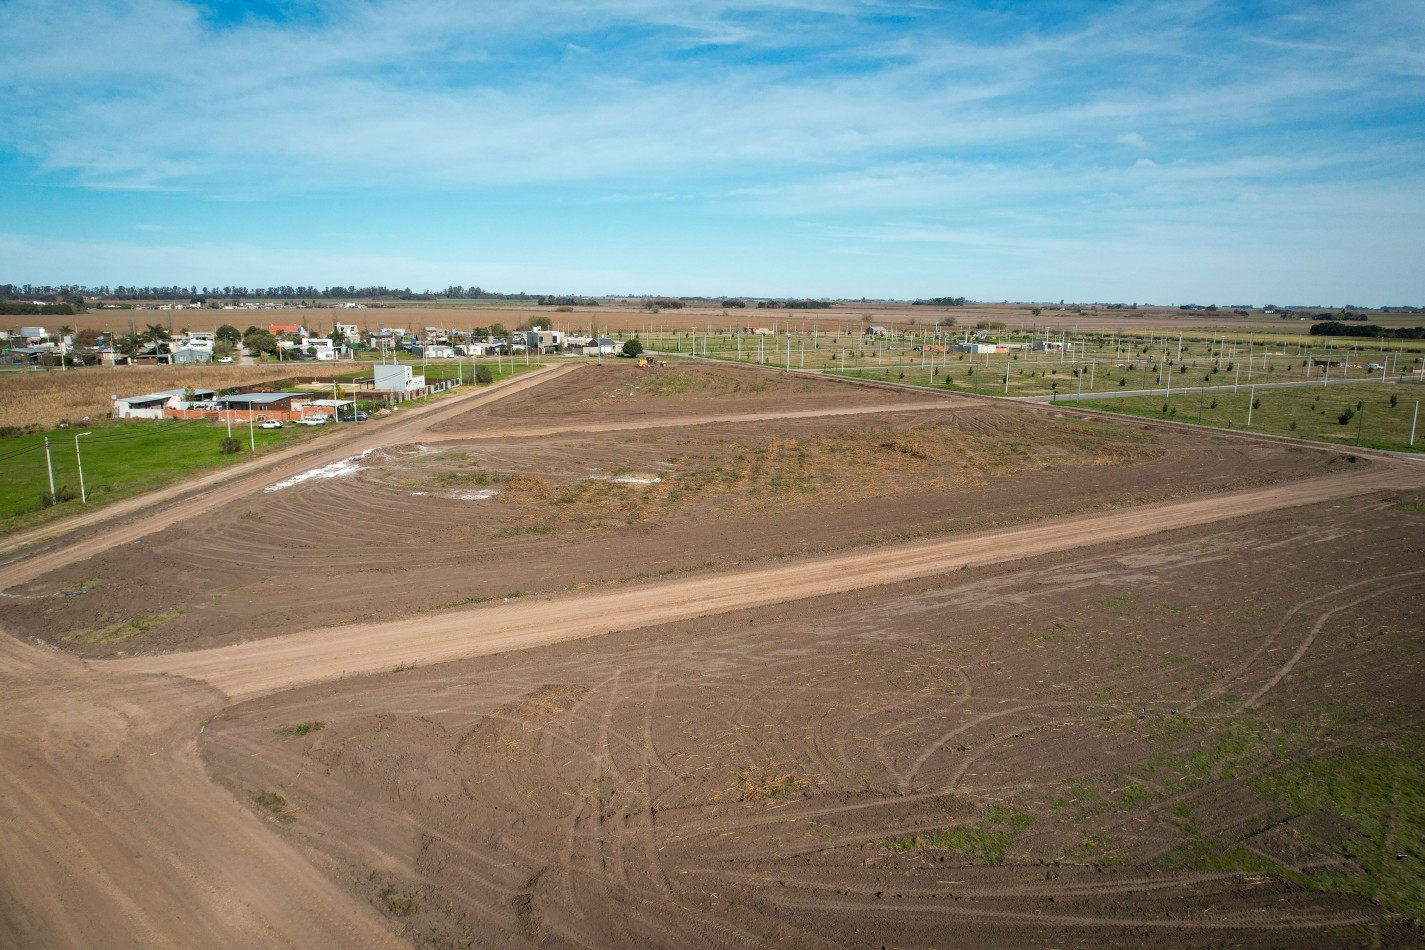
xmin=295 ymin=417 xmax=329 ymax=426
xmin=217 ymin=356 xmax=234 ymax=363
xmin=258 ymin=420 xmax=283 ymax=429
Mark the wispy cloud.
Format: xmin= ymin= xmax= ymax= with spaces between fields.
xmin=0 ymin=0 xmax=1421 ymax=301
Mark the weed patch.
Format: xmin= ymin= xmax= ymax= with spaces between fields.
xmin=887 ymin=805 xmax=1031 ymax=865
xmin=276 ymin=720 xmax=325 ymax=738
xmin=254 ymin=790 xmax=297 ymax=823
xmin=64 ymin=610 xmax=181 ymax=644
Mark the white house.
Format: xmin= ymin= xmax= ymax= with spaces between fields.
xmin=1032 ymin=341 xmax=1069 ymax=352
xmin=522 ymin=329 xmax=564 ymax=354
xmin=374 ymin=363 xmax=425 ymax=394
xmin=583 ymin=337 xmax=620 ymax=356
xmin=305 ymin=337 xmax=337 ymax=360
xmin=112 ymin=387 xmax=217 ymax=419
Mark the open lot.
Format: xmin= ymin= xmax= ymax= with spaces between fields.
xmin=200 ymin=488 xmax=1425 ymax=947
xmin=1 ymin=360 xmax=1421 ymax=947
xmin=4 ymin=364 xmax=1340 ymax=657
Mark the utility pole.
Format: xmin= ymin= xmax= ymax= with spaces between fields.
xmin=43 ymin=438 xmax=55 ymax=498
xmin=75 ymin=431 xmax=92 ymax=504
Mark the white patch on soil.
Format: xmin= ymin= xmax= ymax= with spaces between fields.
xmin=451 ymin=489 xmax=497 ymax=500
xmin=266 ymin=448 xmax=377 ymax=491
xmin=594 ymin=474 xmax=663 ymax=484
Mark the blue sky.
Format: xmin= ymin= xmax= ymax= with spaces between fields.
xmin=2 ymin=0 xmax=1422 ymax=304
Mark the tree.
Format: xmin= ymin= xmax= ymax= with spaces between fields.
xmin=529 ymin=315 xmax=553 ymax=330
xmin=622 ymin=338 xmax=644 ymax=358
xmin=216 ymin=324 xmax=241 ymax=344
xmin=243 ymin=328 xmax=277 ymax=356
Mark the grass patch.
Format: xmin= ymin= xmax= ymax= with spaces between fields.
xmin=391 ymin=662 xmax=416 ymax=673
xmin=254 ymin=790 xmax=297 ymax=824
xmin=1251 ymin=741 xmax=1425 ymax=919
xmin=276 ymin=720 xmax=325 ymax=738
xmin=378 ymin=886 xmax=418 ymax=918
xmin=887 ymin=804 xmax=1031 ymax=865
xmin=64 ymin=610 xmax=181 ymax=644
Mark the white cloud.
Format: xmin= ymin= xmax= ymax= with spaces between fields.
xmin=1116 ymin=132 xmax=1147 ymax=148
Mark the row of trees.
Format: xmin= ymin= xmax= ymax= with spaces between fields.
xmin=756 ymin=299 xmax=832 ymax=309
xmin=536 ymin=296 xmax=601 ymax=307
xmin=913 ymin=296 xmax=968 ymax=306
xmin=1309 ymin=321 xmax=1425 ymax=340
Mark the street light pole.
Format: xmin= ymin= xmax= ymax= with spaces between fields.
xmin=75 ymin=431 xmax=92 ymax=504
xmin=44 ymin=436 xmax=55 ymax=496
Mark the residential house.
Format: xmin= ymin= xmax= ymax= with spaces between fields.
xmin=112 ymin=388 xmax=218 ymax=419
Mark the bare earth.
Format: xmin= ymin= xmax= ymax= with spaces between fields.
xmin=1 ymin=362 xmax=1422 ymax=948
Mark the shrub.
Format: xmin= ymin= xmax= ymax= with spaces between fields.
xmin=40 ymin=485 xmax=78 ymax=508
xmin=473 ymin=365 xmax=493 ymax=384
xmin=1338 ymin=407 xmax=1355 ymax=425
xmin=219 ymin=436 xmax=243 ymax=455
xmin=621 ymin=338 xmax=644 ymax=358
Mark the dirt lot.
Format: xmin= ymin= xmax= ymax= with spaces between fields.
xmin=199 ymin=488 xmax=1425 ymax=948
xmin=4 ymin=364 xmax=1343 ymax=656
xmin=2 ymin=361 xmax=1420 ymax=948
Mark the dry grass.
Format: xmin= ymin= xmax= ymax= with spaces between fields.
xmin=0 ymin=365 xmax=362 ymax=429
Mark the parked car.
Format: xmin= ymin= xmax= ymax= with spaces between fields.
xmin=217 ymin=356 xmax=234 ymax=363
xmin=295 ymin=417 xmax=329 ymax=426
xmin=339 ymin=411 xmax=369 ymax=422
xmin=258 ymin=420 xmax=283 ymax=429
xmin=1367 ymin=363 xmax=1385 ymax=372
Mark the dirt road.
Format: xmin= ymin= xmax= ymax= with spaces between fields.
xmin=113 ymin=462 xmax=1416 ymax=700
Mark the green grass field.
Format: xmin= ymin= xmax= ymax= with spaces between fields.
xmin=1078 ymin=383 xmax=1425 ymax=453
xmin=0 ymin=420 xmax=321 ymax=533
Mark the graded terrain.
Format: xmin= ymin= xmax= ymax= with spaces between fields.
xmin=1 ymin=361 xmax=1421 ymax=948
xmin=7 ymin=363 xmax=1342 ymax=656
